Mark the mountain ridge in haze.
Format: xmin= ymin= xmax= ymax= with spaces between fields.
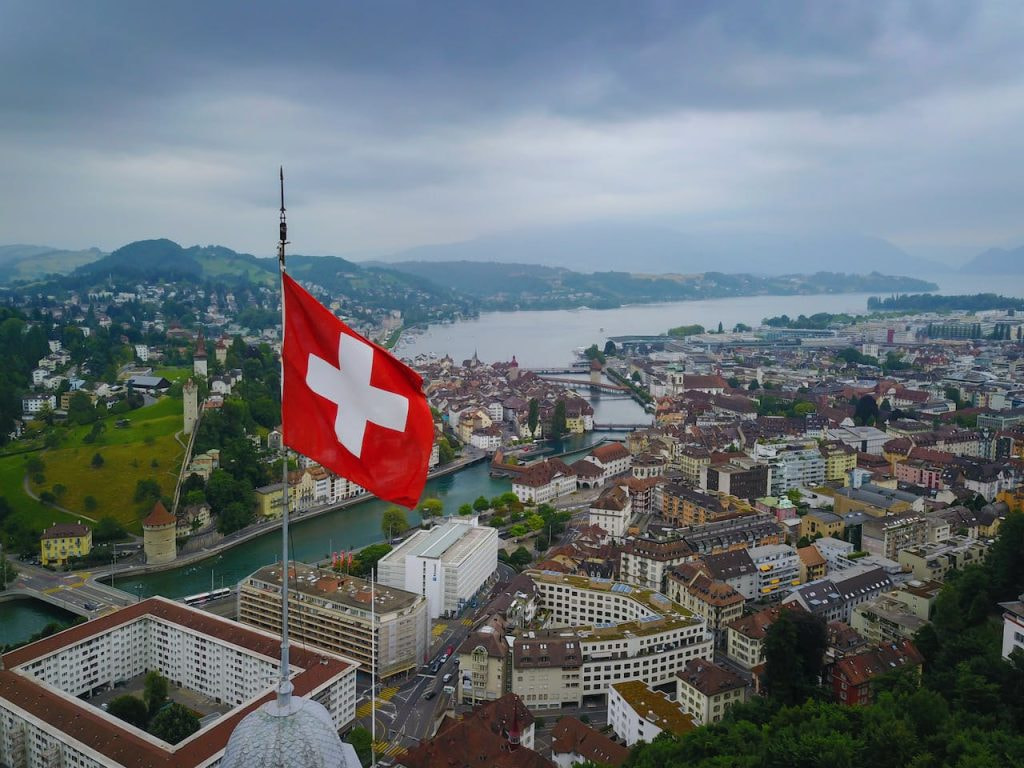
xmin=372 ymin=222 xmax=950 ymax=276
xmin=961 ymin=245 xmax=1024 ymax=274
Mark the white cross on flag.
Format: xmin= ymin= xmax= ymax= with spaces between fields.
xmin=281 ymin=273 xmax=433 ymax=508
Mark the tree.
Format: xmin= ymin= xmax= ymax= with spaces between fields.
xmin=527 ymin=398 xmax=539 ymax=437
xmin=143 ymin=670 xmax=168 ymax=716
xmin=525 ymin=513 xmax=545 ymax=532
xmin=1 ymin=557 xmax=16 ymax=588
xmin=786 ymin=488 xmax=803 ymax=505
xmin=149 ymin=702 xmax=200 ymax=744
xmin=509 ymin=546 xmax=533 ymax=569
xmin=90 ymin=452 xmax=104 ymax=469
xmin=382 ymin=507 xmax=409 ymax=539
xmin=216 ymin=501 xmax=254 ymax=535
xmin=106 ymin=695 xmax=150 ymax=729
xmin=351 ymin=543 xmax=392 ymax=577
xmin=748 ymin=380 xmax=760 ymax=391
xmin=458 ymin=503 xmax=473 ymax=516
xmin=345 ymin=726 xmax=373 ymax=767
xmin=854 ymin=394 xmax=879 ymax=426
xmin=603 ymin=340 xmax=617 ymax=356
xmin=763 ymin=609 xmax=826 ymax=706
xmin=420 ymin=497 xmax=443 ymax=518
xmin=133 ymin=479 xmax=162 ymax=504
xmin=83 ymin=495 xmax=98 ymax=512
xmin=94 ymin=516 xmax=126 ymax=542
xmin=437 ymin=435 xmax=455 ymax=464
xmin=473 ymin=495 xmax=490 ymax=512
xmin=717 ymin=321 xmax=724 ymax=333
xmin=550 ymin=400 xmax=568 ymax=438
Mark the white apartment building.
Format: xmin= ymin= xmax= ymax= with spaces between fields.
xmin=999 ymin=595 xmax=1024 ymax=660
xmin=619 ymin=536 xmax=695 ymax=592
xmin=608 ymin=681 xmax=694 ymax=746
xmin=783 ymin=565 xmax=894 ymax=623
xmin=527 ymin=570 xmax=713 ymax=698
xmin=238 ymin=562 xmax=429 ymax=679
xmin=584 ymin=442 xmax=633 ymax=482
xmin=747 ymin=544 xmax=802 ymax=601
xmin=588 ymin=485 xmax=633 ymax=538
xmin=377 ymin=517 xmax=498 ymax=619
xmin=21 ymin=394 xmax=55 ymax=416
xmin=675 ymin=658 xmax=747 ymax=725
xmin=0 ymin=597 xmax=358 ymax=768
xmin=754 ymin=443 xmax=825 ymax=495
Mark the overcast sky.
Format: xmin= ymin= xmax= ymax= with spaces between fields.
xmin=2 ymin=1 xmax=1022 ymax=263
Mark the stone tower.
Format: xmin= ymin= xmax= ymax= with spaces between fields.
xmin=142 ymin=501 xmax=177 ymax=565
xmin=183 ymin=378 xmax=198 ymax=435
xmin=193 ymin=329 xmax=208 ymax=379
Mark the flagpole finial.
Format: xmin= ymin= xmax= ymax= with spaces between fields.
xmin=278 ymin=167 xmax=288 ymax=269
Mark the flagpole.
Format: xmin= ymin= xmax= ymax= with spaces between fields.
xmin=277 ymin=166 xmax=293 ymax=710
xmin=371 ymin=566 xmax=377 ymax=767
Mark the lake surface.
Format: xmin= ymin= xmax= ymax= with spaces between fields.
xmin=396 ymin=273 xmax=1024 ymax=367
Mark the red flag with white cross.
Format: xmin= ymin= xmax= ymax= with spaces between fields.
xmin=281 ymin=272 xmax=433 ymax=508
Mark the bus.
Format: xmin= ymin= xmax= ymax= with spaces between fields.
xmin=183 ymin=587 xmax=231 ymax=606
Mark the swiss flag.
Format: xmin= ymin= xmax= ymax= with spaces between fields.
xmin=281 ymin=272 xmax=433 ymax=508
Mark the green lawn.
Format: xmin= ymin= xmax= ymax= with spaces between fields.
xmin=0 ymin=454 xmax=84 ymax=531
xmin=152 ymin=366 xmax=192 ymax=384
xmin=23 ymin=396 xmax=188 ymax=534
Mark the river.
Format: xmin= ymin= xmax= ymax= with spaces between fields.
xmin=0 ymin=597 xmax=76 ymax=648
xmin=108 ymin=432 xmax=618 ymax=601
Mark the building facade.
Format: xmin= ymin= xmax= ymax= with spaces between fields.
xmin=377 ymin=518 xmax=499 ymax=619
xmin=238 ymin=562 xmax=428 ymax=679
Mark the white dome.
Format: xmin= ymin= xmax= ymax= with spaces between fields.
xmin=220 ymin=695 xmax=360 ymax=768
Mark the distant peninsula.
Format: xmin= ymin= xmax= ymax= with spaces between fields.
xmin=867 ymin=293 xmax=1024 ymax=312
xmin=383 ymin=261 xmax=939 ymax=311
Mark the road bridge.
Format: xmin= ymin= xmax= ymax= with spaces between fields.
xmin=536 ymin=376 xmax=629 ymax=393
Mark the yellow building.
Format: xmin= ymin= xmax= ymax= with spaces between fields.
xmin=40 ymin=522 xmax=92 ymax=567
xmin=800 ymin=510 xmax=845 ymax=540
xmin=821 ymin=441 xmax=857 ymax=484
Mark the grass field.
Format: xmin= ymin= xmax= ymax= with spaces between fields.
xmin=151 ymin=366 xmax=192 ymax=384
xmin=0 ymin=453 xmax=84 ymax=531
xmin=21 ymin=396 xmax=188 ymax=534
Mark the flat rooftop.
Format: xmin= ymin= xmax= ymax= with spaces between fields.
xmin=526 ymin=570 xmax=698 ymax=625
xmin=247 ymin=561 xmax=421 ymax=614
xmin=611 ymin=681 xmax=695 ymax=736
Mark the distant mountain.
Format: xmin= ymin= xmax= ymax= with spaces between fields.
xmin=71 ymin=239 xmax=278 ymax=285
xmin=381 ymin=260 xmax=938 ymax=310
xmin=961 ymin=245 xmax=1024 ymax=274
xmin=0 ymin=244 xmax=106 ymax=282
xmin=374 ymin=222 xmax=949 ymax=276
xmin=61 ymin=239 xmax=474 ymax=323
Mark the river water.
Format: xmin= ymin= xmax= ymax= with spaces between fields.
xmin=5 ymin=272 xmax=1022 ymax=643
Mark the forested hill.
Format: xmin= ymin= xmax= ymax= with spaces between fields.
xmin=868 ymin=293 xmax=1024 ymax=312
xmin=382 ymin=261 xmax=939 ymax=310
xmin=52 ymin=239 xmax=476 ymax=324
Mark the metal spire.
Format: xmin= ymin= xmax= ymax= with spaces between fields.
xmin=277 ymin=167 xmax=293 ymax=710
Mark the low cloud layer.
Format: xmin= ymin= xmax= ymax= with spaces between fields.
xmin=2 ymin=1 xmax=1022 ymax=262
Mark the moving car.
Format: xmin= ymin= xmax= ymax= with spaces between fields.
xmin=423 ymin=690 xmax=436 ymax=701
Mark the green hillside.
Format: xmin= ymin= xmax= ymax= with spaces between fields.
xmin=0 ymin=245 xmax=106 ymax=283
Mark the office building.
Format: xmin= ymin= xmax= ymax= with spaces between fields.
xmin=377 ymin=518 xmax=499 ymax=619
xmin=238 ymin=562 xmax=428 ymax=679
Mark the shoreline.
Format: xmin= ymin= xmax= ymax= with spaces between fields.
xmin=89 ymin=451 xmax=490 ymax=584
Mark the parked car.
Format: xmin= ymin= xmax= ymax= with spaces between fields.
xmin=430 ymin=662 xmax=440 ymax=674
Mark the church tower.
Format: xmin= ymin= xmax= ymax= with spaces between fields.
xmin=193 ymin=329 xmax=208 ymax=379
xmin=183 ymin=378 xmax=198 ymax=435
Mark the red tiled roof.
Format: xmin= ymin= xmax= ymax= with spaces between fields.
xmin=142 ymin=501 xmax=176 ymax=527
xmin=590 ymin=442 xmax=630 ymax=463
xmin=41 ymin=522 xmax=91 ymax=539
xmin=551 ymin=716 xmax=628 ymax=766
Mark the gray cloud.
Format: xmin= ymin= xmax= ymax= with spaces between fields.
xmin=1 ymin=0 xmax=1023 ymax=261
